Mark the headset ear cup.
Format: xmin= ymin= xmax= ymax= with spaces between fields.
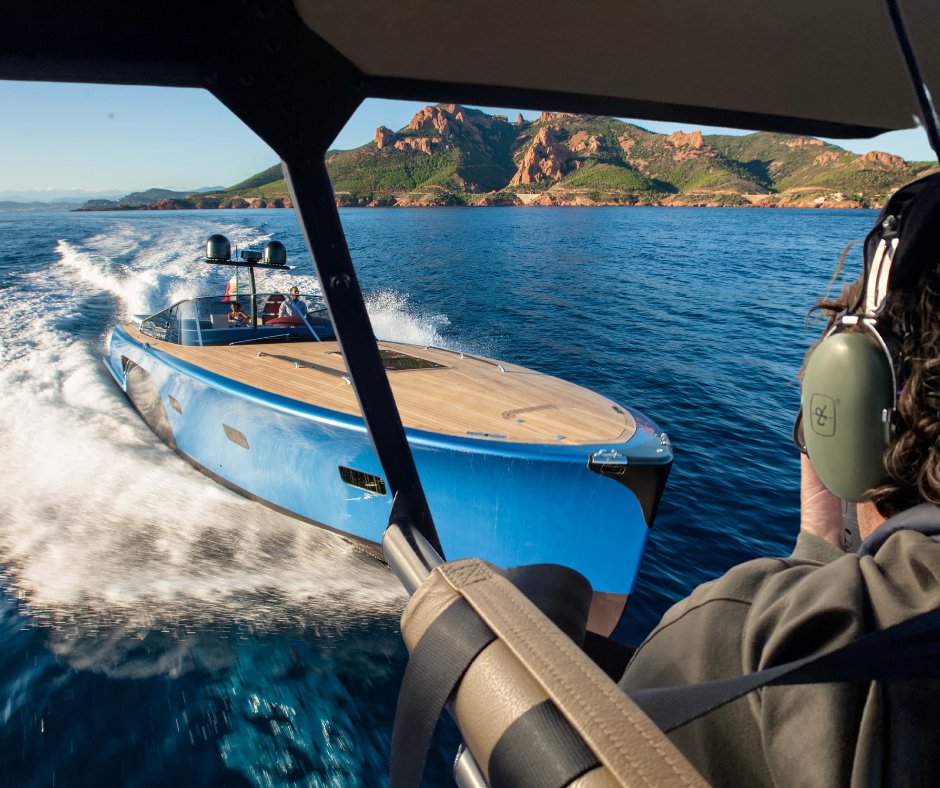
xmin=802 ymin=331 xmax=895 ymax=501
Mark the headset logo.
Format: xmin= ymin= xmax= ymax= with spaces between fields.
xmin=809 ymin=393 xmax=836 ymax=437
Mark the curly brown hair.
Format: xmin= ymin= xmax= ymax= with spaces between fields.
xmin=811 ymin=264 xmax=940 ymax=517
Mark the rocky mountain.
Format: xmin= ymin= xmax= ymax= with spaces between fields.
xmin=75 ymin=186 xmax=225 ymax=211
xmin=324 ymin=106 xmax=932 ymax=207
xmin=77 ymin=105 xmax=937 ymax=210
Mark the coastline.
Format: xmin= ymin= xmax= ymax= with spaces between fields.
xmin=72 ymin=196 xmax=881 ymax=212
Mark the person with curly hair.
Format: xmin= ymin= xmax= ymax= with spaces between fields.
xmin=619 ymin=173 xmax=940 ymax=786
xmin=226 ymin=300 xmax=250 ymax=328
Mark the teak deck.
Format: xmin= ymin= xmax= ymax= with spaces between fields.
xmin=130 ymin=324 xmax=635 ymax=445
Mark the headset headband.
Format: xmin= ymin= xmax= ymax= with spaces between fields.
xmin=874 ymin=172 xmax=940 ymax=293
xmin=863 ymin=238 xmax=897 ymax=317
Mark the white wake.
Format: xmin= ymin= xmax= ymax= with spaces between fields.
xmin=0 ymin=217 xmax=410 ymax=656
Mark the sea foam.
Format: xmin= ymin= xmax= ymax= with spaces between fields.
xmin=0 ymin=218 xmax=407 ymax=647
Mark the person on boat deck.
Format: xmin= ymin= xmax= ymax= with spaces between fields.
xmin=278 ymin=287 xmax=308 ymax=319
xmin=227 ymin=301 xmax=250 ymax=328
xmin=619 ymin=195 xmax=940 ymax=785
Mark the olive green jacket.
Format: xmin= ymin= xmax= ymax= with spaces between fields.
xmin=619 ymin=514 xmax=940 ymax=787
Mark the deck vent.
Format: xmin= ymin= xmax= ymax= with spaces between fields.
xmin=590 ymin=462 xmax=628 ymax=478
xmin=223 ymin=423 xmax=249 ymax=449
xmin=338 ymin=466 xmax=387 ymax=495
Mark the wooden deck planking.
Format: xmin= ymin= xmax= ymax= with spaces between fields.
xmin=128 ymin=324 xmax=635 ymax=444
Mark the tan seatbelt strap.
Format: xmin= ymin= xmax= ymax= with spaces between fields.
xmin=436 ymin=559 xmax=706 ymax=788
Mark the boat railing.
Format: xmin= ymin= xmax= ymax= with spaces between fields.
xmin=137 ymin=293 xmax=331 ymax=346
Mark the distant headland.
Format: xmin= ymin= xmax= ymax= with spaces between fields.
xmin=75 ymin=104 xmax=938 ymax=211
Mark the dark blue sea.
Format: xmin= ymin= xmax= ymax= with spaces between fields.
xmin=0 ymin=206 xmax=877 ymax=786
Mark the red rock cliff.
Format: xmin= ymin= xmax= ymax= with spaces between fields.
xmin=375 ymin=126 xmax=395 ymax=148
xmin=510 ymin=126 xmax=571 ymax=185
xmin=860 ymin=150 xmax=906 ymax=169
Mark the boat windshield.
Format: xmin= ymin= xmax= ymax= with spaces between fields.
xmin=138 ymin=293 xmax=334 ymax=346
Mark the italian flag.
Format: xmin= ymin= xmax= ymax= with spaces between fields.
xmin=224 ymin=272 xmax=238 ymax=301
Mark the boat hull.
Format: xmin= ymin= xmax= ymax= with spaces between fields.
xmin=105 ymin=326 xmax=671 ymax=598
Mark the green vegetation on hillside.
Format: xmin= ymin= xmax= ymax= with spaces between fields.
xmin=561 ymin=162 xmax=653 ymax=191
xmin=330 ymin=148 xmax=465 ymax=194
xmin=78 ymin=105 xmax=936 ymax=211
xmin=225 ymin=164 xmax=283 ymax=192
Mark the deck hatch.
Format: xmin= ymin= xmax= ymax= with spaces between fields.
xmin=338 ymin=466 xmax=387 ymax=495
xmin=380 ymin=349 xmax=445 ymax=371
xmin=329 ymin=349 xmax=446 ymax=371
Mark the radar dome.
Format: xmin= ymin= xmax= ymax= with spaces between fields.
xmin=206 ymin=234 xmax=231 ymax=261
xmin=264 ymin=241 xmax=287 ymax=266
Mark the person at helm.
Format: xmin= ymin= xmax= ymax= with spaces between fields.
xmin=619 ymin=173 xmax=940 ymax=786
xmin=278 ymin=287 xmax=308 ymax=319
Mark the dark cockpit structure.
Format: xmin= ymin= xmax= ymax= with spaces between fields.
xmin=3 ymin=0 xmax=939 ymax=784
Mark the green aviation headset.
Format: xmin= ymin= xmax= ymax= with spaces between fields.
xmin=797 ymin=173 xmax=940 ymax=502
xmin=798 ymin=235 xmax=898 ymax=502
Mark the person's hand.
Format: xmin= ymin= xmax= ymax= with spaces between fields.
xmin=800 ymin=454 xmax=843 ymax=547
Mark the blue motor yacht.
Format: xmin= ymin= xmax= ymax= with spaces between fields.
xmin=104 ymin=235 xmax=672 ymax=632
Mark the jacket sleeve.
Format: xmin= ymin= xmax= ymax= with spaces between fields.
xmin=619 ymin=530 xmax=940 ymax=787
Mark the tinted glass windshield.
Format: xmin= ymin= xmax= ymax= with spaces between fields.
xmin=138 ymin=293 xmax=332 ymax=346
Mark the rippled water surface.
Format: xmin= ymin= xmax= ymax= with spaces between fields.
xmin=0 ymin=206 xmax=877 ymax=785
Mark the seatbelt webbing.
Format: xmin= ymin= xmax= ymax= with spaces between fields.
xmin=389 ymin=596 xmax=495 ymax=788
xmin=488 ymin=699 xmax=600 ymax=788
xmin=389 ymin=564 xmax=595 ymax=788
xmin=439 ymin=559 xmax=707 ymax=787
xmin=629 ymin=605 xmax=940 ymax=733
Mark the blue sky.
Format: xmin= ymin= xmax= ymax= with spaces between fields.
xmin=0 ymin=81 xmax=934 ymax=198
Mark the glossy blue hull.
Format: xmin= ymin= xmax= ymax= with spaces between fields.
xmin=106 ymin=325 xmax=671 ymax=596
